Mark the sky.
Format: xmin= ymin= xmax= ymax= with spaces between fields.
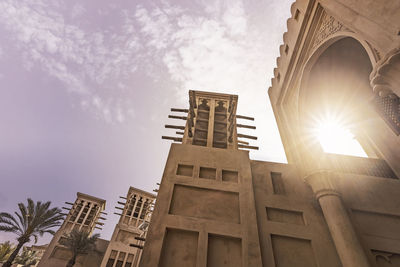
xmin=0 ymin=0 xmax=292 ymax=245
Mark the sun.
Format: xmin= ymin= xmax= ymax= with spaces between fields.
xmin=313 ymin=114 xmax=367 ymax=157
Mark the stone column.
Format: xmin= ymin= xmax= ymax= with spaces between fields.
xmin=305 ymin=171 xmax=371 ymax=267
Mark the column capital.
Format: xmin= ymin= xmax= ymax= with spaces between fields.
xmin=304 ymin=170 xmax=341 ymax=200
xmin=370 ymin=46 xmax=400 ymax=97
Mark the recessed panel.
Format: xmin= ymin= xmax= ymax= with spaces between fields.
xmin=169 ymin=185 xmax=240 ymax=223
xmin=266 ymin=207 xmax=305 ymax=225
xmin=159 ymin=229 xmax=198 ymax=267
xmin=271 ymin=172 xmax=285 ymax=194
xmin=207 ymin=234 xmax=242 ymax=267
xmin=352 ymin=210 xmax=400 ymax=240
xmin=222 ymin=170 xmax=238 ymax=183
xmin=177 ymin=164 xmax=194 ymax=177
xmin=199 ymin=167 xmax=216 ymax=180
xmin=271 ymin=235 xmax=317 ymax=267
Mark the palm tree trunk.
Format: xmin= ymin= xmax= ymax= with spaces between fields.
xmin=66 ymin=254 xmax=77 ymax=267
xmin=3 ymin=241 xmax=25 ymax=267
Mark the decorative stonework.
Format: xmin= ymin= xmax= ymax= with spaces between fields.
xmin=365 ymin=41 xmax=382 ymax=61
xmin=370 ymin=47 xmax=400 ymax=135
xmin=311 ymin=12 xmax=349 ymax=51
xmin=371 ymin=249 xmax=398 ymax=264
xmin=373 ymin=47 xmax=382 ymax=61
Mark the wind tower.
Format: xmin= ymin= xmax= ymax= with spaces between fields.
xmin=38 ymin=193 xmax=106 ymax=267
xmin=163 ymin=90 xmax=258 ymax=150
xmin=141 ymin=90 xmax=262 ymax=267
xmin=100 ymin=187 xmax=156 ymax=267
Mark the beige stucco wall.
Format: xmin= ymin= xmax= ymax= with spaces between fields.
xmin=140 ymin=143 xmax=262 ymax=267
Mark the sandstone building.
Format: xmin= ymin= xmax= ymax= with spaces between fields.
xmin=140 ymin=1 xmax=400 ymax=266
xmin=100 ymin=187 xmax=155 ymax=267
xmin=37 ymin=188 xmax=155 ymax=267
xmin=38 ymin=192 xmax=108 ymax=267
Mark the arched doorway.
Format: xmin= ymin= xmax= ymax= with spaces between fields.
xmin=298 ymin=37 xmax=399 ymax=178
xmin=301 ymin=37 xmax=373 ymax=156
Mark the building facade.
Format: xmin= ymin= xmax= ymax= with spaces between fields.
xmin=38 ymin=193 xmax=108 ymax=267
xmin=99 ymin=187 xmax=156 ymax=267
xmin=37 ymin=188 xmax=155 ymax=267
xmin=140 ymin=1 xmax=400 ymax=265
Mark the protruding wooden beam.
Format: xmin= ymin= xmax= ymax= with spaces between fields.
xmin=165 ymin=125 xmax=185 ymax=130
xmin=99 ymin=217 xmax=107 ymax=220
xmin=95 ymin=222 xmax=104 ymax=226
xmin=171 ymin=108 xmax=188 ymax=113
xmin=115 ymin=206 xmax=124 ymax=210
xmin=62 ymin=207 xmax=71 ymax=210
xmin=237 ymin=124 xmax=256 ymax=129
xmin=238 ymin=144 xmax=259 ymax=150
xmin=237 ymin=133 xmax=258 ymax=140
xmin=153 ymin=189 xmax=159 ymax=193
xmin=176 ymin=131 xmax=184 ymax=135
xmin=237 ymin=140 xmax=249 ymax=145
xmin=100 ymin=211 xmax=108 ymax=215
xmin=117 ymin=201 xmax=126 ymax=206
xmin=119 ymin=196 xmax=127 ymax=199
xmin=135 ymin=236 xmax=146 ymax=241
xmin=161 ymin=136 xmax=183 ymax=142
xmin=60 ymin=213 xmax=68 ymax=216
xmin=114 ymin=212 xmax=123 ymax=216
xmin=65 ymin=202 xmax=74 ymax=205
xmin=236 ymin=115 xmax=254 ymax=121
xmin=130 ymin=244 xmax=144 ymax=249
xmin=168 ymin=115 xmax=187 ymax=120
xmin=94 ymin=227 xmax=103 ymax=230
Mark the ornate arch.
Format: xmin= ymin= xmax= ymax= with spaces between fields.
xmin=298 ymin=34 xmax=376 ymax=126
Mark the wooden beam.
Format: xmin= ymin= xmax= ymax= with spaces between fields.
xmin=168 ymin=115 xmax=187 ymax=120
xmin=171 ymin=108 xmax=188 ymax=113
xmin=237 ymin=140 xmax=249 ymax=145
xmin=238 ymin=144 xmax=259 ymax=150
xmin=237 ymin=133 xmax=258 ymax=140
xmin=236 ymin=115 xmax=254 ymax=121
xmin=237 ymin=124 xmax=256 ymax=129
xmin=161 ymin=136 xmax=183 ymax=142
xmin=165 ymin=125 xmax=185 ymax=130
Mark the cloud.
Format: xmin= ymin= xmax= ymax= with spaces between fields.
xmin=0 ymin=0 xmax=142 ymax=123
xmin=0 ymin=0 xmax=289 ymax=140
xmin=71 ymin=3 xmax=85 ymax=19
xmin=134 ymin=0 xmax=270 ymax=103
xmin=133 ymin=0 xmax=288 ymax=161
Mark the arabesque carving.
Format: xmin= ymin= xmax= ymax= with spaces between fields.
xmin=312 ymin=12 xmax=349 ymax=50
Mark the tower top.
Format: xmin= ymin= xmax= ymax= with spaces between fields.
xmin=163 ymin=90 xmax=258 ymax=151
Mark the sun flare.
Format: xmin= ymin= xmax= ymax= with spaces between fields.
xmin=314 ymin=115 xmax=367 ymax=157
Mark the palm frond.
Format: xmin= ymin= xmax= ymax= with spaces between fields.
xmin=17 ymin=203 xmax=28 ymax=232
xmin=31 ymin=234 xmax=38 ymax=244
xmin=0 ymin=241 xmax=15 ymax=262
xmin=60 ymin=229 xmax=100 ymax=256
xmin=0 ymin=199 xmax=63 ymax=245
xmin=0 ymin=213 xmax=19 ymax=228
xmin=0 ymin=225 xmax=19 ymax=234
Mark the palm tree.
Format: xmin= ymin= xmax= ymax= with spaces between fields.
xmin=14 ymin=246 xmax=38 ymax=266
xmin=0 ymin=241 xmax=15 ymax=263
xmin=59 ymin=229 xmax=100 ymax=267
xmin=0 ymin=198 xmax=63 ymax=267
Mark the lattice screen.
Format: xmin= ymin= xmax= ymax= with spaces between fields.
xmin=373 ymin=94 xmax=400 ymax=135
